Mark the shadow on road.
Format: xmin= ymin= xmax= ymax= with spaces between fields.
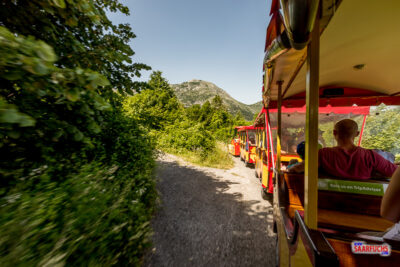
xmin=144 ymin=159 xmax=276 ymax=267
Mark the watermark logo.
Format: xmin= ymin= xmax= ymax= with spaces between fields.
xmin=351 ymin=241 xmax=391 ymax=257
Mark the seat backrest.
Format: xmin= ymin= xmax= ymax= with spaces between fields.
xmin=283 ymin=173 xmax=389 ymax=216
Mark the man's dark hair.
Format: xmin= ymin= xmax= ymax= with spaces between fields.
xmin=334 ymin=119 xmax=359 ymax=140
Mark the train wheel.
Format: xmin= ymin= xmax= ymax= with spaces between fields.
xmin=261 ymin=187 xmax=268 ymax=200
xmin=261 ymin=187 xmax=273 ymax=203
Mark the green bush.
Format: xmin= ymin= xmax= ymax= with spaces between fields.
xmin=0 ymin=163 xmax=155 ymax=266
xmin=184 ymin=96 xmax=251 ymax=143
xmin=158 ymin=120 xmax=216 ymax=156
xmin=123 ymin=72 xmax=182 ymax=130
xmin=1 ymin=1 xmax=157 ymax=265
xmin=122 ymin=72 xmax=248 ymax=169
xmin=123 ymin=71 xmax=217 ymax=156
xmin=0 ymin=112 xmax=156 ymax=266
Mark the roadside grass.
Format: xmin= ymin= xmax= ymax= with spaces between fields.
xmin=161 ymin=142 xmax=234 ymax=169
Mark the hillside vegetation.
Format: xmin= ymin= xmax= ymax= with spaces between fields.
xmin=172 ymin=80 xmax=262 ymax=120
xmin=124 ymin=73 xmax=251 ymax=169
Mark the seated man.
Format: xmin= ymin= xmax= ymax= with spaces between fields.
xmin=289 ymin=119 xmax=397 ymax=179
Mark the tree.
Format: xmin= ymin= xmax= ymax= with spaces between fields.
xmin=186 ymin=104 xmax=202 ymax=121
xmin=182 ymin=96 xmax=252 ymax=142
xmin=148 ymin=71 xmax=174 ymax=94
xmin=0 ymin=1 xmax=157 ymax=265
xmin=211 ymin=95 xmax=224 ymax=110
xmin=123 ymin=71 xmax=182 ymax=130
xmin=198 ymin=100 xmax=213 ymax=126
xmin=362 ymin=106 xmax=400 ymax=156
xmin=0 ymin=0 xmax=151 ymax=175
xmin=0 ymin=0 xmax=150 ymax=98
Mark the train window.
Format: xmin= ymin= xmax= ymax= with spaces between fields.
xmin=248 ymin=130 xmax=256 ymax=145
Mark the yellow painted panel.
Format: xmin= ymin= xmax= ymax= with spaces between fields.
xmin=262 ymin=163 xmax=269 ymax=187
xmin=281 ymin=155 xmax=302 ymax=163
xmin=291 ymin=235 xmax=313 ymax=267
xmin=277 ymin=221 xmax=290 ymax=267
xmin=255 ymin=155 xmax=262 ymax=174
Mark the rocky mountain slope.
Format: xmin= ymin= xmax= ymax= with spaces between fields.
xmin=171 ymin=80 xmax=262 ymax=120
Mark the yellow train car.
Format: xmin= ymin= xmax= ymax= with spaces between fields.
xmin=253 ymin=105 xmax=369 ymax=199
xmin=254 ymin=107 xmax=303 ymax=198
xmin=228 ymin=126 xmax=241 ymax=156
xmin=238 ymin=126 xmax=257 ymax=165
xmin=263 ymin=0 xmax=400 ymax=266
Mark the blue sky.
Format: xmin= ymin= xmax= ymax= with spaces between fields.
xmin=108 ymin=0 xmax=271 ymax=104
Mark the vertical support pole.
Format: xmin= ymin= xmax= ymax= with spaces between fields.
xmin=358 ymin=114 xmax=367 ymax=146
xmin=264 ymin=111 xmax=267 ymax=151
xmin=305 ymin=15 xmax=320 ymax=229
xmin=264 ymin=65 xmax=268 ymax=90
xmin=268 ymin=112 xmax=276 ymax=193
xmin=276 ymin=81 xmax=283 ymax=171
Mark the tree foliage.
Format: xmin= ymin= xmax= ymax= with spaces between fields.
xmin=0 ymin=1 xmax=156 ymax=265
xmin=124 ymin=73 xmax=251 ymax=163
xmin=0 ymin=0 xmax=150 ymax=97
xmin=362 ymin=106 xmax=400 ymax=159
xmin=124 ymin=71 xmax=216 ymax=155
xmin=123 ymin=71 xmax=182 ymax=130
xmin=0 ymin=26 xmax=112 ymax=182
xmin=186 ymin=96 xmax=250 ymax=141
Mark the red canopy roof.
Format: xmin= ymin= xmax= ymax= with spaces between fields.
xmin=237 ymin=125 xmax=258 ymax=131
xmin=268 ymin=105 xmax=370 ymax=115
xmin=253 ymin=104 xmax=370 ymax=127
xmin=267 ymin=88 xmax=400 ymax=108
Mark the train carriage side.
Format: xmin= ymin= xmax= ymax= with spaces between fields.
xmin=263 ymin=0 xmax=400 ymax=266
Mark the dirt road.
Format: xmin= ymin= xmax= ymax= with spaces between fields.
xmin=144 ymin=154 xmax=276 ymax=267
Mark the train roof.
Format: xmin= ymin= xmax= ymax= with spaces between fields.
xmin=237 ymin=125 xmax=258 ymax=131
xmin=263 ymin=0 xmax=400 ymax=107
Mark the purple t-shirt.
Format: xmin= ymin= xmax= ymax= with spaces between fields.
xmin=318 ymin=147 xmax=397 ymax=179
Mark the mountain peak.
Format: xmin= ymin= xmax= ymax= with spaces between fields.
xmin=171 ymin=80 xmax=262 ymax=120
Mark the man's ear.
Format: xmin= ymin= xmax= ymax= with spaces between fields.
xmin=355 ymin=131 xmax=360 ymax=137
xmin=333 ymin=129 xmax=338 ymax=136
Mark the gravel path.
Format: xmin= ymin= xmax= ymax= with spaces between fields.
xmin=144 ymin=154 xmax=276 ymax=267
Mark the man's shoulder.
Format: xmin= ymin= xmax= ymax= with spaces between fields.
xmin=320 ymin=147 xmax=334 ymax=151
xmin=318 ymin=147 xmax=338 ymax=160
xmin=356 ymin=146 xmax=376 ymax=157
xmin=321 ymin=146 xmax=371 ymax=153
xmin=319 ymin=146 xmax=372 ymax=158
xmin=319 ymin=147 xmax=338 ymax=154
xmin=357 ymin=146 xmax=371 ymax=152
